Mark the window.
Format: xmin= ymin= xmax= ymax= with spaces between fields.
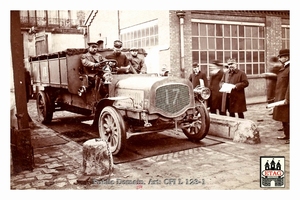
xmin=35 ymin=34 xmax=48 ymax=55
xmin=120 ymin=20 xmax=158 ymax=48
xmin=191 ymin=20 xmax=265 ymax=76
xmin=281 ymin=26 xmax=290 ymax=49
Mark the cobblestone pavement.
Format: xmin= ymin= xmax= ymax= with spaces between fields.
xmin=10 ymin=100 xmax=291 ymax=192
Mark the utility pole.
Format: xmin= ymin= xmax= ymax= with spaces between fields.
xmin=10 ymin=10 xmax=34 ymax=173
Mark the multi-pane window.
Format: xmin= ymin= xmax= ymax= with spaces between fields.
xmin=281 ymin=26 xmax=290 ymax=49
xmin=120 ymin=20 xmax=158 ymax=48
xmin=191 ymin=20 xmax=265 ymax=76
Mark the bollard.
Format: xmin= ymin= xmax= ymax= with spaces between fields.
xmin=82 ymin=138 xmax=113 ymax=178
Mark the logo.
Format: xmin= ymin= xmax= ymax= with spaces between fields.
xmin=260 ymin=156 xmax=285 ymax=188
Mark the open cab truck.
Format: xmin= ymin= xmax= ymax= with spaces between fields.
xmin=28 ymin=48 xmax=211 ymax=155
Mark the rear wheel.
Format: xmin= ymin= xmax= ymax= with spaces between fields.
xmin=182 ymin=102 xmax=210 ymax=141
xmin=98 ymin=106 xmax=126 ymax=155
xmin=36 ymin=91 xmax=53 ymax=124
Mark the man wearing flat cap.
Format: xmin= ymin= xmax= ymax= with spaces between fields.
xmin=80 ymin=42 xmax=107 ymax=97
xmin=189 ymin=62 xmax=208 ymax=88
xmin=220 ymin=58 xmax=249 ymax=119
xmin=128 ymin=47 xmax=147 ymax=74
xmin=80 ymin=42 xmax=105 ymax=80
xmin=105 ymin=40 xmax=134 ymax=74
xmin=272 ymin=49 xmax=290 ymax=144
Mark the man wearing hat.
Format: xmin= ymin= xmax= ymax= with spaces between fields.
xmin=128 ymin=47 xmax=147 ymax=74
xmin=272 ymin=49 xmax=290 ymax=144
xmin=105 ymin=40 xmax=134 ymax=74
xmin=220 ymin=58 xmax=249 ymax=118
xmin=189 ymin=62 xmax=208 ymax=88
xmin=80 ymin=42 xmax=107 ymax=96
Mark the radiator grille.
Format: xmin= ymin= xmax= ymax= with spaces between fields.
xmin=155 ymin=84 xmax=190 ymax=114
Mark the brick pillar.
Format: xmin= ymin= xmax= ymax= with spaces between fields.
xmin=169 ymin=11 xmax=181 ymax=78
xmin=183 ymin=11 xmax=192 ymax=80
xmin=265 ymin=16 xmax=282 ymax=71
xmin=169 ymin=10 xmax=193 ymax=79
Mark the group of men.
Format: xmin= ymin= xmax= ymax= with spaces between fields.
xmin=189 ymin=58 xmax=248 ymax=119
xmin=79 ymin=39 xmax=147 ymax=97
xmin=189 ymin=49 xmax=290 ymax=144
xmin=81 ymin=39 xmax=147 ymax=76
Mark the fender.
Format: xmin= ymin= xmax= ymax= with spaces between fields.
xmin=92 ymin=96 xmax=131 ymax=126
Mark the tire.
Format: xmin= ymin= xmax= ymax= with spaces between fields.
xmin=36 ymin=91 xmax=53 ymax=124
xmin=182 ymin=102 xmax=210 ymax=141
xmin=98 ymin=106 xmax=126 ymax=156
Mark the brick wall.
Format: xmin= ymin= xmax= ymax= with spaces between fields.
xmin=169 ymin=11 xmax=181 ymax=78
xmin=265 ymin=16 xmax=283 ymax=71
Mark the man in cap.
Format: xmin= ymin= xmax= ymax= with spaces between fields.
xmin=271 ymin=49 xmax=290 ymax=144
xmin=220 ymin=58 xmax=249 ymax=118
xmin=79 ymin=42 xmax=108 ymax=97
xmin=105 ymin=40 xmax=134 ymax=74
xmin=128 ymin=47 xmax=147 ymax=74
xmin=189 ymin=62 xmax=208 ymax=88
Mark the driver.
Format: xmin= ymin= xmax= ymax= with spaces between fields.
xmin=80 ymin=42 xmax=111 ymax=96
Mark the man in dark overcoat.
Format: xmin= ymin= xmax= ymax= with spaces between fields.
xmin=189 ymin=62 xmax=208 ymax=88
xmin=220 ymin=58 xmax=249 ymax=118
xmin=208 ymin=60 xmax=228 ymax=115
xmin=271 ymin=49 xmax=290 ymax=144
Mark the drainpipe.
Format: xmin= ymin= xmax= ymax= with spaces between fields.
xmin=176 ymin=10 xmax=186 ymax=78
xmin=117 ymin=10 xmax=120 ymax=39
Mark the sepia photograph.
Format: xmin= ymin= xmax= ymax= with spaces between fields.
xmin=6 ymin=1 xmax=298 ymax=198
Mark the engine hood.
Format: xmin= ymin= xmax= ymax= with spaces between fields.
xmin=116 ymin=75 xmax=166 ymax=91
xmin=110 ymin=74 xmax=195 ymax=118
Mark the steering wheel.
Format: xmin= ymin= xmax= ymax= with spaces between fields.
xmin=100 ymin=59 xmax=118 ymax=73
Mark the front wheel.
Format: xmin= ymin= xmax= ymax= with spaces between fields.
xmin=181 ymin=102 xmax=210 ymax=141
xmin=98 ymin=106 xmax=126 ymax=156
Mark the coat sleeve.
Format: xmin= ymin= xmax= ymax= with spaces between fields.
xmin=219 ymin=73 xmax=225 ymax=88
xmin=235 ymin=72 xmax=249 ymax=90
xmin=140 ymin=58 xmax=147 ymax=73
xmin=285 ymin=80 xmax=289 ymax=103
xmin=81 ymin=54 xmax=96 ymax=68
xmin=123 ymin=55 xmax=130 ymax=67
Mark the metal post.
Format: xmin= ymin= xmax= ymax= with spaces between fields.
xmin=10 ymin=10 xmax=34 ymax=173
xmin=176 ymin=11 xmax=186 ymax=78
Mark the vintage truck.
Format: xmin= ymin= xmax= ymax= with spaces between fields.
xmin=28 ymin=48 xmax=211 ymax=155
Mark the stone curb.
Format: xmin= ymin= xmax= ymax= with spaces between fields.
xmin=208 ymin=114 xmax=260 ymax=144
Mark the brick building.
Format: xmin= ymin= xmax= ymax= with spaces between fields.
xmin=19 ymin=10 xmax=290 ymax=99
xmin=85 ymin=10 xmax=289 ymax=99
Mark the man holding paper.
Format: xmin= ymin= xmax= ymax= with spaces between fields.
xmin=220 ymin=58 xmax=249 ymax=118
xmin=271 ymin=49 xmax=290 ymax=144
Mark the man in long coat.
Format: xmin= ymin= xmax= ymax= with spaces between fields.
xmin=271 ymin=49 xmax=290 ymax=144
xmin=220 ymin=58 xmax=249 ymax=118
xmin=189 ymin=62 xmax=208 ymax=88
xmin=208 ymin=60 xmax=228 ymax=115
